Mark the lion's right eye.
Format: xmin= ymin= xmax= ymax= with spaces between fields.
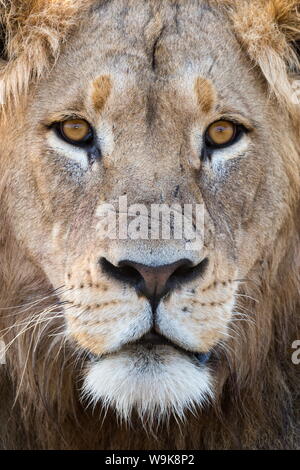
xmin=205 ymin=120 xmax=237 ymax=148
xmin=56 ymin=119 xmax=94 ymax=146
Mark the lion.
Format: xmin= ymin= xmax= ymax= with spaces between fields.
xmin=0 ymin=0 xmax=300 ymax=450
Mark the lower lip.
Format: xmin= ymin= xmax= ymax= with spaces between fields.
xmin=88 ymin=344 xmax=212 ymax=365
xmin=128 ymin=341 xmax=212 ymax=365
xmin=137 ymin=340 xmax=211 ymax=365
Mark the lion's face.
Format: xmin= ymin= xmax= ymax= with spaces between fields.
xmin=6 ymin=1 xmax=294 ymax=421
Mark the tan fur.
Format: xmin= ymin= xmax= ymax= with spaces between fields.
xmin=0 ymin=0 xmax=300 ymax=450
xmin=194 ymin=77 xmax=216 ymax=114
xmin=92 ymin=75 xmax=112 ymax=112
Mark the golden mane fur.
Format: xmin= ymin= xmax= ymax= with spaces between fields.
xmin=0 ymin=0 xmax=300 ymax=449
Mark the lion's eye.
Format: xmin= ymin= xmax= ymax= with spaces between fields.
xmin=205 ymin=120 xmax=237 ymax=148
xmin=59 ymin=119 xmax=93 ymax=145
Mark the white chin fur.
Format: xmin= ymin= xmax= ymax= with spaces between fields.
xmin=82 ymin=346 xmax=213 ymax=425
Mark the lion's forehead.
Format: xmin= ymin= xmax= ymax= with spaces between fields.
xmin=40 ymin=0 xmax=248 ymax=106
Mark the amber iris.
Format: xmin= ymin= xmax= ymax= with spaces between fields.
xmin=60 ymin=119 xmax=92 ymax=143
xmin=206 ymin=120 xmax=236 ymax=146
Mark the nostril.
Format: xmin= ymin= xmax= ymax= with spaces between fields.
xmin=99 ymin=257 xmax=143 ymax=288
xmin=168 ymin=257 xmax=209 ymax=287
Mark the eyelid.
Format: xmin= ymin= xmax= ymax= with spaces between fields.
xmin=42 ymin=113 xmax=91 ymax=129
xmin=208 ymin=119 xmax=248 ymax=136
xmin=213 ymin=113 xmax=255 ymax=132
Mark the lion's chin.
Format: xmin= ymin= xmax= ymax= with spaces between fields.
xmin=81 ymin=345 xmax=214 ymax=424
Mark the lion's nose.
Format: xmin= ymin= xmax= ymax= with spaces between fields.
xmin=100 ymin=257 xmax=208 ymax=310
xmin=120 ymin=259 xmax=190 ymax=299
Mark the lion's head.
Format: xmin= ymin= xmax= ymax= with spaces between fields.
xmin=0 ymin=0 xmax=300 ymax=449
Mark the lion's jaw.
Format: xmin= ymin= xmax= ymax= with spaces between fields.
xmin=2 ymin=0 xmax=299 ymax=428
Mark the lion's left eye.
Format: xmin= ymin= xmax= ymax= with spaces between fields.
xmin=205 ymin=120 xmax=239 ymax=149
xmin=57 ymin=119 xmax=93 ymax=146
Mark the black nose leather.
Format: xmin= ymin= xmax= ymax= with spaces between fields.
xmin=100 ymin=257 xmax=209 ymax=310
xmin=120 ymin=259 xmax=190 ymax=300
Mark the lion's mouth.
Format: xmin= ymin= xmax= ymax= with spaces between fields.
xmin=136 ymin=330 xmax=212 ymax=364
xmin=88 ymin=330 xmax=212 ymax=365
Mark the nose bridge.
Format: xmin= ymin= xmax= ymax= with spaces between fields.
xmin=123 ymin=122 xmax=185 ymax=196
xmin=136 ymin=134 xmax=203 ymax=207
xmin=119 ymin=157 xmax=196 ymax=208
xmin=106 ymin=239 xmax=203 ymax=269
xmin=98 ymin=108 xmax=206 ymax=259
xmin=105 ymin=94 xmax=199 ymax=205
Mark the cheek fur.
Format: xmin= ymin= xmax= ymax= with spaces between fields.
xmin=46 ymin=132 xmax=89 ymax=169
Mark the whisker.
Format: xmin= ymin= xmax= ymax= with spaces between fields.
xmin=234 ymin=293 xmax=259 ymax=303
xmin=0 ymin=285 xmax=67 ymax=312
